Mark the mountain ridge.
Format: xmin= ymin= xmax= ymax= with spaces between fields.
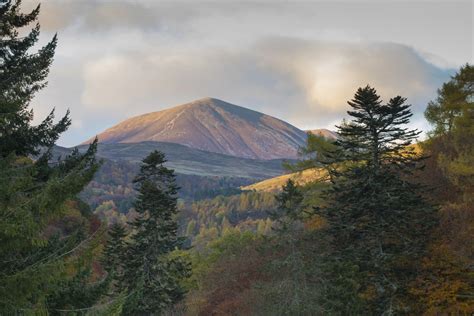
xmin=84 ymin=98 xmax=307 ymax=160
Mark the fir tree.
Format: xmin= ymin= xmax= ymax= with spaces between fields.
xmin=0 ymin=1 xmax=101 ymax=312
xmin=102 ymin=223 xmax=127 ymax=290
xmin=309 ymin=86 xmax=436 ymax=314
xmin=269 ymin=179 xmax=304 ymax=234
xmin=0 ymin=0 xmax=70 ymax=157
xmin=122 ymin=150 xmax=191 ymax=315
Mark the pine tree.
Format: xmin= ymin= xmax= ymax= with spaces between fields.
xmin=269 ymin=179 xmax=304 ymax=234
xmin=310 ymin=86 xmax=436 ymax=314
xmin=0 ymin=1 xmax=101 ymax=312
xmin=0 ymin=0 xmax=70 ymax=157
xmin=102 ymin=223 xmax=127 ymax=290
xmin=122 ymin=150 xmax=191 ymax=314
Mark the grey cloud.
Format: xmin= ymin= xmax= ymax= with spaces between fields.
xmin=80 ymin=38 xmax=451 ymax=134
xmin=22 ymin=0 xmax=467 ymax=146
xmin=28 ymin=1 xmax=472 ymax=68
xmin=24 ymin=0 xmax=196 ymax=33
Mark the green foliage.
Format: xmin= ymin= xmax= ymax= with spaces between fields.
xmin=101 ymin=223 xmax=127 ymax=290
xmin=413 ymin=64 xmax=474 ymax=313
xmin=0 ymin=0 xmax=70 ymax=157
xmin=269 ymin=179 xmax=304 ymax=233
xmin=119 ymin=151 xmax=191 ymax=314
xmin=307 ymin=86 xmax=437 ymax=314
xmin=0 ymin=1 xmax=103 ymax=313
xmin=46 ymin=266 xmax=110 ymax=315
xmin=182 ymin=191 xmax=278 ymax=249
xmin=425 ymin=64 xmax=474 ymax=196
xmin=287 ymin=132 xmax=339 ymax=171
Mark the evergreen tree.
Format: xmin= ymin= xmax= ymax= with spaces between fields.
xmin=309 ymin=86 xmax=436 ymax=314
xmin=122 ymin=151 xmax=191 ymax=315
xmin=102 ymin=223 xmax=127 ymax=290
xmin=0 ymin=1 xmax=102 ymax=312
xmin=0 ymin=0 xmax=70 ymax=157
xmin=269 ymin=179 xmax=304 ymax=233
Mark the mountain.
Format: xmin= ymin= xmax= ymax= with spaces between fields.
xmin=85 ymin=98 xmax=307 ymax=160
xmin=306 ymin=128 xmax=338 ymax=140
xmin=56 ymin=142 xmax=289 ymax=179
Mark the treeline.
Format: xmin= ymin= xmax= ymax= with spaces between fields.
xmin=179 ymin=191 xmax=278 ymax=248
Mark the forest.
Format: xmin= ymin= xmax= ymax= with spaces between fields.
xmin=0 ymin=2 xmax=472 ymax=315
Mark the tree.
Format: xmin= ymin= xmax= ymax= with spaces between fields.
xmin=269 ymin=179 xmax=304 ymax=233
xmin=424 ymin=64 xmax=473 ymax=194
xmin=0 ymin=1 xmax=102 ymax=313
xmin=0 ymin=0 xmax=70 ymax=157
xmin=268 ymin=179 xmax=314 ymax=315
xmin=411 ymin=64 xmax=474 ymax=314
xmin=102 ymin=223 xmax=127 ymax=291
xmin=308 ymin=86 xmax=436 ymax=314
xmin=121 ymin=151 xmax=191 ymax=314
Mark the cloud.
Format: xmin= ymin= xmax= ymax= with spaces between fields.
xmin=21 ymin=0 xmax=468 ymax=146
xmin=255 ymin=38 xmax=451 ymax=112
xmin=80 ymin=38 xmax=451 ymax=132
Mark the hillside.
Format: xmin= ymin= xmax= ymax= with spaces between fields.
xmin=241 ymin=168 xmax=328 ymax=192
xmin=84 ymin=98 xmax=307 ymax=160
xmin=307 ymin=128 xmax=338 ymax=140
xmin=56 ymin=142 xmax=289 ymax=179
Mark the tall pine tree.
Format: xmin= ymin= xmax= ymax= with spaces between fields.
xmin=102 ymin=223 xmax=127 ymax=291
xmin=308 ymin=86 xmax=436 ymax=314
xmin=121 ymin=150 xmax=191 ymax=314
xmin=0 ymin=1 xmax=102 ymax=313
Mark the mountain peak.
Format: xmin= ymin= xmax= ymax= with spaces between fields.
xmin=85 ymin=99 xmax=307 ymax=160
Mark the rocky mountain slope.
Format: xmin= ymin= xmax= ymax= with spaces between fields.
xmin=84 ymin=98 xmax=307 ymax=160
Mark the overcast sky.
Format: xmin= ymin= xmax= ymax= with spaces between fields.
xmin=24 ymin=0 xmax=473 ymax=147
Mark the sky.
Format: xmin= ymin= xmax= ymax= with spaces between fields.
xmin=23 ymin=0 xmax=473 ymax=147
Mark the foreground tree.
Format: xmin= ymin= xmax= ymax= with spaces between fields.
xmin=412 ymin=64 xmax=473 ymax=313
xmin=308 ymin=86 xmax=436 ymax=314
xmin=121 ymin=151 xmax=191 ymax=314
xmin=0 ymin=1 xmax=101 ymax=312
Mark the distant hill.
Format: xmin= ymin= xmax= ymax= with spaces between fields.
xmin=306 ymin=128 xmax=338 ymax=140
xmin=55 ymin=141 xmax=289 ymax=179
xmin=241 ymin=168 xmax=328 ymax=192
xmin=84 ymin=98 xmax=307 ymax=160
